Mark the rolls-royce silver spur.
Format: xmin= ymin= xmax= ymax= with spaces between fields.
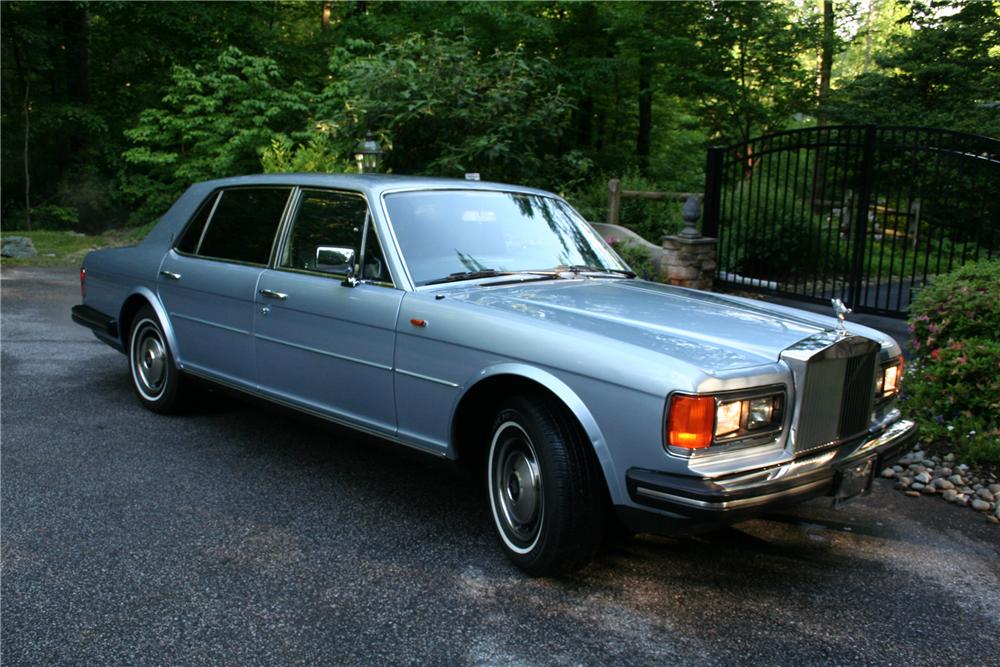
xmin=72 ymin=174 xmax=917 ymax=575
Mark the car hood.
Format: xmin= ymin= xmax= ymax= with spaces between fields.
xmin=447 ymin=279 xmax=832 ymax=372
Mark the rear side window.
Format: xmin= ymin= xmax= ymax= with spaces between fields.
xmin=196 ymin=188 xmax=291 ymax=265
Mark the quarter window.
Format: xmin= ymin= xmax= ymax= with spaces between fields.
xmin=196 ymin=188 xmax=291 ymax=265
xmin=176 ymin=191 xmax=219 ymax=254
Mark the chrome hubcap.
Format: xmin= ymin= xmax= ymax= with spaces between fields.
xmin=492 ymin=423 xmax=542 ymax=545
xmin=133 ymin=325 xmax=166 ymax=396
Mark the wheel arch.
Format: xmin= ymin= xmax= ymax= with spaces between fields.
xmin=118 ymin=287 xmax=180 ymax=367
xmin=450 ymin=364 xmax=621 ymax=504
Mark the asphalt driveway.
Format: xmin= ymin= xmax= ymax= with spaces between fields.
xmin=2 ymin=266 xmax=998 ymax=666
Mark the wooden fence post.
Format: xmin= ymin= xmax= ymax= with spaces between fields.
xmin=607 ymin=179 xmax=621 ymax=226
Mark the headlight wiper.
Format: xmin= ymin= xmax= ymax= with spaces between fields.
xmin=424 ymin=269 xmax=515 ymax=285
xmin=554 ymin=265 xmax=637 ymax=278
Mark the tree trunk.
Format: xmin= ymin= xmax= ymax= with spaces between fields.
xmin=817 ymin=0 xmax=834 ymax=122
xmin=813 ymin=1 xmax=835 ymax=207
xmin=637 ymin=54 xmax=653 ymax=176
xmin=62 ymin=3 xmax=90 ymax=156
xmin=9 ymin=24 xmax=32 ymax=229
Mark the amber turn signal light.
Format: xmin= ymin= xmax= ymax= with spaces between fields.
xmin=667 ymin=395 xmax=714 ymax=449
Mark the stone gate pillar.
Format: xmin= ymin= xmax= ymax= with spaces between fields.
xmin=660 ymin=196 xmax=718 ymax=290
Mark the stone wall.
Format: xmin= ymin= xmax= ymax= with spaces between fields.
xmin=660 ymin=235 xmax=717 ymax=290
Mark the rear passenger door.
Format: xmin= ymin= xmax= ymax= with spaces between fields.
xmin=158 ymin=187 xmax=291 ymax=388
xmin=253 ymin=188 xmax=402 ymax=434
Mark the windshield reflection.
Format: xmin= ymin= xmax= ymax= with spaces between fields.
xmin=384 ymin=190 xmax=626 ymax=285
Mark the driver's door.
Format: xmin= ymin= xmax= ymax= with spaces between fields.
xmin=253 ymin=188 xmax=401 ymax=435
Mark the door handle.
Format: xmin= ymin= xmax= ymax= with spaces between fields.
xmin=259 ymin=289 xmax=288 ymax=300
xmin=160 ymin=270 xmax=181 ymax=280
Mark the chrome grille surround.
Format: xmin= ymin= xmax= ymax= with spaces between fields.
xmin=781 ymin=332 xmax=880 ymax=455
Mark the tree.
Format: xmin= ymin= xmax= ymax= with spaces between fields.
xmin=829 ymin=1 xmax=1000 ymax=136
xmin=122 ymin=48 xmax=314 ymax=222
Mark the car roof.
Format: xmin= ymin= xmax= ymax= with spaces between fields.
xmin=193 ymin=173 xmax=558 ymax=198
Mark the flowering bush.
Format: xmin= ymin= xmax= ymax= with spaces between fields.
xmin=904 ymin=260 xmax=1000 ymax=465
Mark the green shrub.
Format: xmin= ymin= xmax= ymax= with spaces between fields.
xmin=903 ymin=260 xmax=1000 ymax=465
xmin=568 ymin=172 xmax=685 ymax=243
xmin=608 ymin=239 xmax=657 ymax=281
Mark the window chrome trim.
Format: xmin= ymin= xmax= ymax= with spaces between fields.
xmin=272 ymin=187 xmax=398 ymax=289
xmin=376 ymin=186 xmax=624 ymax=293
xmin=194 ymin=191 xmax=222 ymax=255
xmin=173 ymin=185 xmax=294 ymax=267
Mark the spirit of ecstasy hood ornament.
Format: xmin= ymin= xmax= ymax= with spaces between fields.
xmin=831 ymin=298 xmax=852 ymax=336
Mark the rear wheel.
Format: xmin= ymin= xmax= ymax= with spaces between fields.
xmin=128 ymin=305 xmax=184 ymax=414
xmin=487 ymin=395 xmax=606 ymax=575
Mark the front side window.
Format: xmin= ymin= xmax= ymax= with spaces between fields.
xmin=383 ymin=190 xmax=625 ymax=286
xmin=279 ymin=189 xmax=392 ymax=285
xmin=195 ymin=188 xmax=291 ymax=265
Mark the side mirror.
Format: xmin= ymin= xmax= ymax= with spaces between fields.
xmin=316 ymin=246 xmax=355 ymax=274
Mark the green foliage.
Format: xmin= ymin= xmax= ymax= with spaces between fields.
xmin=121 ymin=48 xmax=314 ymax=222
xmin=260 ymin=135 xmax=352 ymax=175
xmin=718 ymin=174 xmax=851 ymax=280
xmin=904 ymin=260 xmax=1000 ymax=464
xmin=569 ymin=172 xmax=685 ymax=243
xmin=608 ymin=238 xmax=657 ymax=281
xmin=687 ymin=2 xmax=818 ymax=145
xmin=828 ymin=2 xmax=1000 ymax=137
xmin=314 ymin=33 xmax=578 ymax=186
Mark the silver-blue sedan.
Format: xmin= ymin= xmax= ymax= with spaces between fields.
xmin=72 ymin=174 xmax=917 ymax=575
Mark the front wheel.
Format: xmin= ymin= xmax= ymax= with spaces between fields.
xmin=487 ymin=396 xmax=606 ymax=576
xmin=128 ymin=305 xmax=185 ymax=414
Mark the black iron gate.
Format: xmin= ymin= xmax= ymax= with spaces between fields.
xmin=702 ymin=125 xmax=1000 ymax=317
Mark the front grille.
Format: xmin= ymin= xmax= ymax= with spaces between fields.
xmin=839 ymin=352 xmax=876 ymax=437
xmin=787 ymin=336 xmax=879 ymax=454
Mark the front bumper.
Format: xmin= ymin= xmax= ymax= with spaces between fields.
xmin=619 ymin=418 xmax=917 ymax=534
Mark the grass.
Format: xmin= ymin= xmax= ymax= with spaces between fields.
xmin=1 ymin=224 xmax=154 ymax=267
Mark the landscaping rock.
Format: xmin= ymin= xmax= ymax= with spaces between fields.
xmin=989 ymin=483 xmax=1000 ymax=495
xmin=972 ymin=499 xmax=991 ymax=512
xmin=1 ymin=236 xmax=36 ymax=259
xmin=933 ymin=478 xmax=954 ymax=490
xmin=910 ymin=482 xmax=925 ymax=491
xmin=948 ymin=474 xmax=964 ymax=486
xmin=942 ymin=490 xmax=958 ymax=502
xmin=881 ymin=468 xmax=896 ymax=479
xmin=921 ymin=485 xmax=936 ymax=495
xmin=914 ymin=472 xmax=932 ymax=484
xmin=975 ymin=489 xmax=995 ymax=502
xmin=905 ymin=490 xmax=921 ymax=498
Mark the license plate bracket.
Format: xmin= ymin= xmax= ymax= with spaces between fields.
xmin=832 ymin=455 xmax=876 ymax=508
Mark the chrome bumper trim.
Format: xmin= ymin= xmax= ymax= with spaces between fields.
xmin=635 ymin=478 xmax=830 ymax=511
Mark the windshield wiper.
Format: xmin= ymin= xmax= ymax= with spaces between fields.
xmin=424 ymin=269 xmax=515 ymax=285
xmin=554 ymin=265 xmax=637 ymax=278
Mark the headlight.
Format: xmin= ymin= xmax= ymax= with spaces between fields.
xmin=876 ymin=357 xmax=904 ymax=401
xmin=667 ymin=389 xmax=785 ymax=451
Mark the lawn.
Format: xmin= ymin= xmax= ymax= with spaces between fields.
xmin=1 ymin=225 xmax=153 ymax=267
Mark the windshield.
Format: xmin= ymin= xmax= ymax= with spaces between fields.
xmin=383 ymin=190 xmax=627 ymax=286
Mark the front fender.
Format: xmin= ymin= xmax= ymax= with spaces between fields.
xmin=458 ymin=363 xmax=624 ymax=505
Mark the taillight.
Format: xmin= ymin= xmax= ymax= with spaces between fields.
xmin=80 ymin=267 xmax=86 ymax=298
xmin=667 ymin=395 xmax=714 ymax=449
